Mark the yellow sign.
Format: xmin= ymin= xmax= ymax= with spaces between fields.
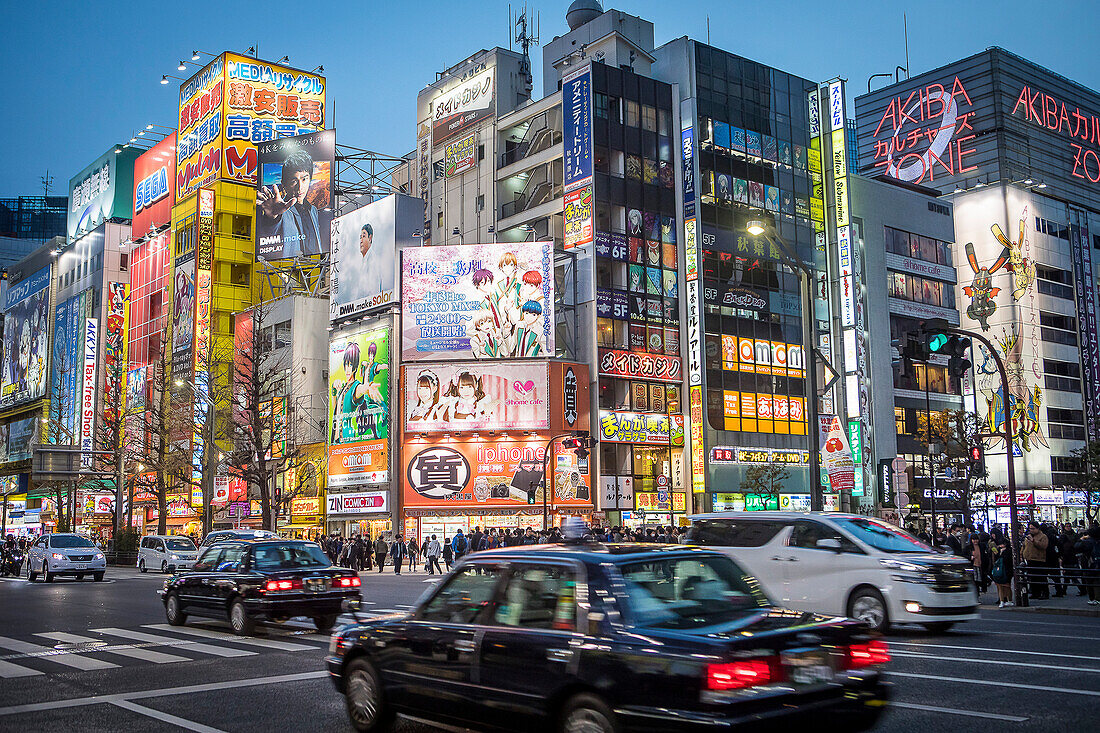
xmin=720 ymin=336 xmax=805 ymax=377
xmin=291 ymin=496 xmax=320 ymax=517
xmin=722 ymin=391 xmax=807 ymax=435
xmin=634 ymin=492 xmax=687 ymax=512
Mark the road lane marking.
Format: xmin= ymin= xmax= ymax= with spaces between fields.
xmin=892 ymin=641 xmax=1100 ymax=663
xmin=33 ymin=632 xmax=189 ymax=664
xmin=0 ymin=636 xmax=119 ymax=671
xmin=143 ymin=625 xmax=317 ymax=651
xmin=90 ymin=628 xmax=255 ymax=658
xmin=110 ymin=700 xmax=227 ymax=733
xmin=888 ymin=701 xmax=1028 ymax=722
xmin=0 ymin=670 xmax=327 ymax=716
xmin=972 ymin=629 xmax=1100 ymax=643
xmin=0 ymin=659 xmax=43 ymax=678
xmin=890 ymin=650 xmax=1100 ymax=674
xmin=886 ymin=671 xmax=1100 ymax=697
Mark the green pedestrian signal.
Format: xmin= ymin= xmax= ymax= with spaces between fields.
xmin=926 ymin=333 xmax=949 ymax=353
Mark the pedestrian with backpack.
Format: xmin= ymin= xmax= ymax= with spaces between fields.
xmin=991 ymin=533 xmax=1015 ymax=607
xmin=452 ymin=529 xmax=469 ymax=561
xmin=442 ymin=537 xmax=454 ymax=570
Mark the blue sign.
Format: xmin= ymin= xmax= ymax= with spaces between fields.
xmin=681 ymin=127 xmax=695 ymax=219
xmin=563 ymin=67 xmax=593 ymax=190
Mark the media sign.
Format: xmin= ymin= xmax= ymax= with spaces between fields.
xmin=432 ymin=66 xmax=495 ymax=148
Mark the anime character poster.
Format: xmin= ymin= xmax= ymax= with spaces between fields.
xmin=327 ymin=328 xmax=389 ymax=488
xmin=404 ymin=362 xmax=549 ymax=432
xmin=0 ymin=266 xmax=50 ymax=409
xmin=401 ymin=242 xmax=554 ymax=362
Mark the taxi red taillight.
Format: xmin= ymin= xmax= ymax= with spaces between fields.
xmin=843 ymin=640 xmax=890 ymax=669
xmin=334 ymin=576 xmax=361 ymax=588
xmin=263 ymin=578 xmax=303 ymax=592
xmin=705 ymin=657 xmax=779 ymax=691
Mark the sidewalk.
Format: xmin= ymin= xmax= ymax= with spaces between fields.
xmin=978 ymin=589 xmax=1100 ymax=618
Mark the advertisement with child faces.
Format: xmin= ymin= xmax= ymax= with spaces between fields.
xmin=327 ymin=328 xmax=390 ymax=488
xmin=401 ymin=242 xmax=554 ymax=361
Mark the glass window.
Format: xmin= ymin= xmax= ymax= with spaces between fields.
xmin=165 ymin=537 xmax=197 ymax=551
xmin=618 ymin=556 xmax=766 ymax=629
xmin=642 ymin=105 xmax=657 ymax=132
xmin=193 ymin=547 xmax=223 ymax=572
xmin=492 ymin=565 xmax=578 ymax=630
xmin=890 ymin=273 xmax=906 ymax=299
xmin=218 ymin=545 xmax=247 ymax=572
xmin=789 ymin=521 xmax=860 ymax=553
xmin=418 ymin=564 xmax=506 ymax=624
xmin=50 ymin=535 xmax=95 ymax=548
xmin=624 ymin=100 xmax=640 ymax=128
xmin=251 ymin=543 xmax=331 ymax=570
xmin=688 ymin=519 xmax=786 ymax=547
xmin=658 ymin=109 xmax=670 ymax=136
xmin=909 ymin=233 xmax=921 ymax=259
xmin=832 ymin=518 xmax=933 ymax=553
xmin=597 ymin=317 xmax=615 ymax=347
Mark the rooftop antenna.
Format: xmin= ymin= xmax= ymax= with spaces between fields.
xmin=707 ymin=16 xmax=710 ymax=46
xmin=41 ymin=170 xmax=53 ymax=197
xmin=512 ymin=4 xmax=539 ymax=87
xmin=903 ymin=13 xmax=910 ymax=80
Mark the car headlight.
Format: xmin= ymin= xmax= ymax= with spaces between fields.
xmin=891 ymin=572 xmax=936 ymax=584
xmin=879 ymin=558 xmax=925 ymax=573
xmin=170 ymin=554 xmax=180 ymax=560
xmin=51 ymin=553 xmax=65 ymax=561
xmin=95 ymin=553 xmax=104 ymax=560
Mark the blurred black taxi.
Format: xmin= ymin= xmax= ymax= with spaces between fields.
xmin=326 ymin=542 xmax=889 ymax=732
xmin=160 ymin=539 xmax=361 ymax=635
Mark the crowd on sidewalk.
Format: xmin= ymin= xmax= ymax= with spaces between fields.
xmin=922 ymin=519 xmax=1100 ymax=607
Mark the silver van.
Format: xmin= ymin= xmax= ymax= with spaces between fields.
xmin=138 ymin=535 xmax=199 ymax=573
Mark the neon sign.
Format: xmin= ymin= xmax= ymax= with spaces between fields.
xmin=1012 ymin=85 xmax=1100 ymax=183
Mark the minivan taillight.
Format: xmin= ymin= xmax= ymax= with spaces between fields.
xmin=706 ymin=658 xmax=777 ymax=691
xmin=844 ymin=640 xmax=890 ymax=669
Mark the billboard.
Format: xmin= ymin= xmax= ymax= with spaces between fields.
xmin=599 ymin=411 xmax=685 ymax=446
xmin=404 ymin=362 xmax=549 ymax=433
xmin=327 ymin=328 xmax=390 ymax=488
xmin=104 ymin=283 xmax=129 ymax=428
xmin=68 ymin=146 xmax=139 ymax=244
xmin=719 ymin=336 xmax=805 ymax=377
xmin=330 ymin=194 xmax=422 ymax=321
xmin=563 ymin=65 xmax=593 ymax=191
xmin=80 ymin=318 xmax=99 ymax=467
xmin=176 ymin=53 xmax=326 ymax=202
xmin=1 ymin=265 xmax=50 ymax=409
xmin=564 ymin=184 xmax=594 ymax=250
xmin=126 ymin=366 xmax=147 ymax=412
xmin=6 ymin=416 xmax=37 ymax=463
xmin=443 ymin=133 xmax=476 ymax=178
xmin=401 ymin=242 xmax=554 ymax=361
xmin=255 ymin=129 xmax=335 ymax=259
xmin=50 ymin=292 xmax=85 ymax=441
xmin=432 ymin=65 xmax=495 ymax=147
xmin=171 ymin=257 xmax=195 ymax=384
xmin=402 ymin=438 xmax=592 ymax=508
xmin=597 ymin=348 xmax=682 ymax=383
xmin=132 ymin=133 xmax=177 ymax=237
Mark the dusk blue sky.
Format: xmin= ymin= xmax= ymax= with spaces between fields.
xmin=3 ymin=0 xmax=1097 ymax=197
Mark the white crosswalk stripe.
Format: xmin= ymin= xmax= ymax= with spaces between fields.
xmin=142 ymin=625 xmax=317 ymax=651
xmin=0 ymin=636 xmax=119 ymax=671
xmin=90 ymin=628 xmax=256 ymax=658
xmin=33 ymin=632 xmax=190 ymax=664
xmin=0 ymin=659 xmax=43 ymax=678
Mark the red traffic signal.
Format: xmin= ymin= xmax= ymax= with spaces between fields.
xmin=561 ymin=436 xmax=591 ymax=460
xmin=969 ymin=445 xmax=983 ymax=462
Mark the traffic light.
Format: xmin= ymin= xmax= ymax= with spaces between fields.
xmin=968 ymin=443 xmax=986 ymax=479
xmin=925 ymin=332 xmax=950 ymax=354
xmin=561 ymin=436 xmax=592 ymax=460
xmin=944 ymin=335 xmax=972 ymax=378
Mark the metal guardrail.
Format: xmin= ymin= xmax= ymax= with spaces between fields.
xmin=1013 ymin=564 xmax=1100 ymax=606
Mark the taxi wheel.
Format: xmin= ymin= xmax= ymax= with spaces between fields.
xmin=344 ymin=658 xmax=393 ymax=732
xmin=165 ymin=592 xmax=187 ymax=626
xmin=313 ymin=614 xmax=339 ymax=633
xmin=848 ymin=588 xmax=890 ymax=632
xmin=27 ymin=562 xmax=37 ymax=582
xmin=560 ymin=693 xmax=618 ymax=733
xmin=161 ymin=561 xmax=169 ymax=574
xmin=229 ymin=599 xmax=255 ymax=636
xmin=139 ymin=559 xmax=147 ymax=573
xmin=76 ymin=574 xmax=85 ymax=581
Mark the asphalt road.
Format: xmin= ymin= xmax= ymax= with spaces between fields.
xmin=0 ymin=565 xmax=1096 ymax=732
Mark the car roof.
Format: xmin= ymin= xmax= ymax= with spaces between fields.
xmin=691 ymin=511 xmax=867 ymax=521
xmin=460 ymin=542 xmax=721 ymax=565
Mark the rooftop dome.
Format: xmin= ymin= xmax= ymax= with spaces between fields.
xmin=566 ymin=0 xmax=603 ymax=30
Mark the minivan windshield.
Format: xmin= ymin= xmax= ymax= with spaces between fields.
xmin=165 ymin=538 xmax=196 ymax=551
xmin=832 ymin=518 xmax=933 ymax=553
xmin=617 ymin=555 xmax=766 ymax=629
xmin=51 ymin=535 xmax=95 ymax=549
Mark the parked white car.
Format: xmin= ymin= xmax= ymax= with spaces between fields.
xmin=138 ymin=535 xmax=199 ymax=573
xmin=26 ymin=533 xmax=106 ymax=582
xmin=687 ymin=512 xmax=979 ymax=632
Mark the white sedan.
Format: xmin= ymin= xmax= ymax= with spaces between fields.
xmin=27 ymin=533 xmax=106 ymax=582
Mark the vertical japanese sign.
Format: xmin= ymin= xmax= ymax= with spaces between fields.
xmin=191 ymin=188 xmax=215 ymax=505
xmin=81 ymin=319 xmax=99 ymax=468
xmin=104 ymin=283 xmax=129 ymax=430
xmin=328 ymin=328 xmax=390 ymax=488
xmin=562 ymin=64 xmax=593 ymax=250
xmin=1070 ymin=210 xmax=1100 ymax=437
xmin=417 ymin=129 xmax=431 ymax=245
xmin=176 ymin=56 xmax=225 ymax=202
xmin=682 ymin=107 xmax=706 ymax=495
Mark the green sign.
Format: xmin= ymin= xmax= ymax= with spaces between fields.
xmin=744 ymin=494 xmax=780 ymax=511
xmin=847 ymin=420 xmax=862 ymax=465
xmin=852 ymin=471 xmax=865 ymax=497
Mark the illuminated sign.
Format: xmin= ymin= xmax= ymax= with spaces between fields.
xmin=710 ymin=447 xmax=809 ymax=465
xmin=132 ymin=133 xmax=177 ymax=236
xmin=720 ymin=336 xmax=805 ymax=377
xmin=444 ymin=133 xmax=477 ymax=178
xmin=721 ymin=391 xmax=807 ymax=435
xmin=1011 ymin=84 xmax=1100 ymax=183
xmin=563 ymin=65 xmax=593 ymax=190
xmin=80 ymin=319 xmax=99 ymax=468
xmin=599 ymin=411 xmax=685 ymax=446
xmin=635 ymin=492 xmax=687 ymax=512
xmin=564 ymin=184 xmax=594 ymax=249
xmin=404 ymin=362 xmax=549 ymax=433
xmin=326 ymin=491 xmax=389 ymax=514
xmin=432 ymin=65 xmax=495 ymax=148
xmin=598 ymin=348 xmax=682 ymax=383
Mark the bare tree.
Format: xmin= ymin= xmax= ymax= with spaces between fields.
xmin=741 ymin=463 xmax=790 ymax=508
xmin=225 ymin=299 xmax=310 ymax=531
xmin=915 ymin=409 xmax=984 ymax=519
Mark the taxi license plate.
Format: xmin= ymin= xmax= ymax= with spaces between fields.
xmin=782 ymin=649 xmax=832 ymax=685
xmin=305 ymin=578 xmax=327 ymax=592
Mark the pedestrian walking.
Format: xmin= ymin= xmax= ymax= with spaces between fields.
xmin=426 ymin=534 xmax=442 ymax=575
xmin=347 ymin=536 xmax=363 ymax=572
xmin=406 ymin=537 xmax=417 ymax=572
xmin=991 ymin=534 xmax=1014 ymax=607
xmin=965 ymin=532 xmax=991 ymax=594
xmin=1082 ymin=522 xmax=1100 ymax=605
xmin=452 ymin=529 xmax=469 ymax=560
xmin=390 ymin=534 xmax=407 ymax=575
xmin=442 ymin=537 xmax=454 ymax=571
xmin=373 ymin=534 xmax=388 ymax=573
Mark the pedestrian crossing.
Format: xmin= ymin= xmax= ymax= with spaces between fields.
xmin=0 ymin=622 xmax=329 ymax=678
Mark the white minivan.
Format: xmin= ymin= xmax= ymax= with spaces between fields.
xmin=138 ymin=535 xmax=199 ymax=574
xmin=688 ymin=512 xmax=979 ymax=632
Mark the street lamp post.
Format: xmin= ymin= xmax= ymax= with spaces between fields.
xmin=177 ymin=380 xmax=217 ymax=536
xmin=746 ymin=220 xmax=823 ymax=511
